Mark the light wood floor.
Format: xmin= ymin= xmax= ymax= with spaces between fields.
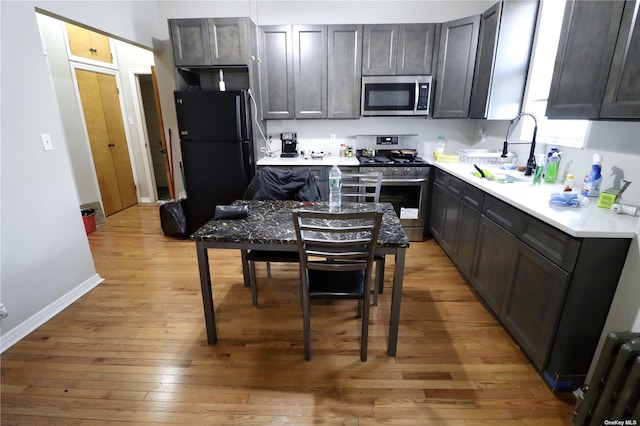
xmin=1 ymin=203 xmax=575 ymax=425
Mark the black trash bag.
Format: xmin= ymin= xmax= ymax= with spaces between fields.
xmin=159 ymin=199 xmax=189 ymax=239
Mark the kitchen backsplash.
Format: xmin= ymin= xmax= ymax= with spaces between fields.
xmin=262 ymin=118 xmax=640 ymax=206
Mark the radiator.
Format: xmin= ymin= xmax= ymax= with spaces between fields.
xmin=573 ymin=331 xmax=640 ymax=425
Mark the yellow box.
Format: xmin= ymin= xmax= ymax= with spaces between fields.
xmin=434 ymin=153 xmax=460 ymax=163
xmin=597 ymin=192 xmax=618 ymax=208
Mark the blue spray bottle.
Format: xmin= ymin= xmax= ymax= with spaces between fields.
xmin=581 ymin=154 xmax=602 ymax=197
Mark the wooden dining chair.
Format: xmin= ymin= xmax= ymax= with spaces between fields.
xmin=340 ymin=171 xmax=385 ymax=305
xmin=242 ymin=167 xmax=321 ymax=305
xmin=247 ymin=171 xmax=386 ymax=306
xmin=293 ymin=209 xmax=383 ymax=361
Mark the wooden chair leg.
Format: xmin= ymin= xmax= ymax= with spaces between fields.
xmin=377 ymin=256 xmax=385 ymax=294
xmin=373 ymin=257 xmax=385 ymax=306
xmin=303 ymin=295 xmax=311 ymax=361
xmin=361 ymin=292 xmax=371 ymax=362
xmin=249 ymin=260 xmax=258 ymax=306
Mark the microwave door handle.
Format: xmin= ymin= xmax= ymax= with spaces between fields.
xmin=414 ymin=81 xmax=419 ymax=112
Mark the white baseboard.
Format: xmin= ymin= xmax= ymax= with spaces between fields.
xmin=140 ymin=197 xmax=152 ymax=203
xmin=0 ymin=273 xmax=104 ymax=353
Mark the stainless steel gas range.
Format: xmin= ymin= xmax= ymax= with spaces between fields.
xmin=357 ymin=149 xmax=431 ymax=241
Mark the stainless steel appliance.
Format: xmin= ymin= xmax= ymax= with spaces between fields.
xmin=357 ymin=149 xmax=430 ymax=241
xmin=280 ymin=132 xmax=298 ymax=158
xmin=361 ymin=75 xmax=432 ymax=116
xmin=174 ymin=90 xmax=254 ymax=232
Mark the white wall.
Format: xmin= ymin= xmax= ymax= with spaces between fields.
xmin=0 ymin=0 xmax=162 ymax=350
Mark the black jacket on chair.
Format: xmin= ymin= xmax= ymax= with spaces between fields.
xmin=243 ymin=167 xmax=321 ymax=201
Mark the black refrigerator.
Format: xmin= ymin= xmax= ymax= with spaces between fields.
xmin=175 ymin=90 xmax=255 ymax=232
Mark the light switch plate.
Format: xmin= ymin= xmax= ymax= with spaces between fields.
xmin=41 ymin=133 xmax=53 ymax=151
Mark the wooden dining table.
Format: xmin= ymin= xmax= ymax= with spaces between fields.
xmin=190 ymin=200 xmax=410 ymax=356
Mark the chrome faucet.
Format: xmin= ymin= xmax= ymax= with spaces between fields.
xmin=501 ymin=112 xmax=538 ymax=176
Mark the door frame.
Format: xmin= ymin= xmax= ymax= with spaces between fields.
xmin=70 ymin=62 xmax=141 ymax=210
xmin=129 ymin=67 xmax=157 ymax=203
xmin=129 ymin=67 xmax=174 ymax=203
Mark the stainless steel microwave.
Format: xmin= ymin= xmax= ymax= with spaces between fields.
xmin=361 ymin=75 xmax=432 ymax=116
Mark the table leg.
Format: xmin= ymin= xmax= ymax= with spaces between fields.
xmin=387 ymin=247 xmax=406 ymax=356
xmin=196 ymin=242 xmax=217 ymax=344
xmin=241 ymin=249 xmax=250 ymax=288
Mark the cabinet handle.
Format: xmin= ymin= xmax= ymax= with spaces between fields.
xmin=89 ymin=48 xmax=97 ymax=54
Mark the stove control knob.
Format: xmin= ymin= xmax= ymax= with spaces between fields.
xmin=393 ymin=168 xmax=399 ymax=175
xmin=403 ymin=168 xmax=411 ymax=175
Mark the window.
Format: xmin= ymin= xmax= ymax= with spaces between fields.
xmin=518 ymin=0 xmax=589 ymax=148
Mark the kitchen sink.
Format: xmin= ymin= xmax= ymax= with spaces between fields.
xmin=494 ymin=171 xmax=531 ymax=183
xmin=470 ymin=166 xmax=532 ymax=183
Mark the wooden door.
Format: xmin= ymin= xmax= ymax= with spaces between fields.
xmin=66 ymin=22 xmax=113 ymax=64
xmin=76 ymin=69 xmax=137 ymax=216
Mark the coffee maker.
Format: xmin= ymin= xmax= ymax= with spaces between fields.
xmin=280 ymin=132 xmax=298 ymax=158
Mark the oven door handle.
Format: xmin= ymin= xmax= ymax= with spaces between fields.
xmin=362 ymin=177 xmax=428 ymax=184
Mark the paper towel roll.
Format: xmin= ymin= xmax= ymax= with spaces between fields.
xmin=611 ymin=204 xmax=638 ymax=216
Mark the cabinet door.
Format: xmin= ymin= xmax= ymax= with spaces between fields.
xmin=440 ymin=189 xmax=460 ymax=257
xmin=500 ymin=240 xmax=571 ymax=371
xmin=469 ymin=3 xmax=500 ymax=119
xmin=362 ymin=25 xmax=398 ymax=75
xmin=453 ymin=201 xmax=481 ymax=279
xmin=293 ymin=26 xmax=327 ymax=119
xmin=546 ymin=1 xmax=625 ymax=119
xmin=469 ymin=1 xmax=538 ymax=119
xmin=170 ymin=19 xmax=212 ymax=66
xmin=259 ymin=26 xmax=295 ymax=120
xmin=471 ymin=215 xmax=516 ymax=315
xmin=429 ymin=182 xmax=447 ymax=245
xmin=66 ymin=22 xmax=113 ymax=64
xmin=600 ymin=0 xmax=640 ymax=119
xmin=396 ymin=24 xmax=436 ymax=75
xmin=433 ymin=15 xmax=481 ymax=118
xmin=328 ymin=25 xmax=363 ymax=118
xmin=208 ymin=18 xmax=249 ymax=65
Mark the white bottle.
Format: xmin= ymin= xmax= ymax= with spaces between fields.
xmin=329 ymin=164 xmax=342 ymax=209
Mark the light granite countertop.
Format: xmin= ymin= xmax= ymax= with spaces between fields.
xmin=431 ymin=161 xmax=639 ymax=239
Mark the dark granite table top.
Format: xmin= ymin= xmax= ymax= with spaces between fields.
xmin=191 ymin=200 xmax=410 ymax=248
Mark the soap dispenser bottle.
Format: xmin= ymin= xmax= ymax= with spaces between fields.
xmin=533 ymin=154 xmax=545 ymax=185
xmin=544 ymin=152 xmax=560 ymax=183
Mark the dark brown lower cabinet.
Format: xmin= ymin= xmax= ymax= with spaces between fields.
xmin=430 ymin=169 xmax=632 ymax=391
xmin=499 ymin=239 xmax=571 ymax=371
xmin=471 ymin=215 xmax=515 ymax=315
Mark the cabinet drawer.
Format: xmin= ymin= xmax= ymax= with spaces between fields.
xmin=448 ymin=175 xmax=464 ymax=198
xmin=521 ymin=216 xmax=581 ymax=273
xmin=435 ymin=170 xmax=484 ymax=210
xmin=434 ymin=169 xmax=450 ymax=187
xmin=482 ymin=195 xmax=524 ymax=235
xmin=461 ymin=184 xmax=484 ymax=211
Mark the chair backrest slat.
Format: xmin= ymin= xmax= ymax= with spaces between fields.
xmin=292 ymin=210 xmax=383 ymax=275
xmin=340 ymin=172 xmax=382 ymax=204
